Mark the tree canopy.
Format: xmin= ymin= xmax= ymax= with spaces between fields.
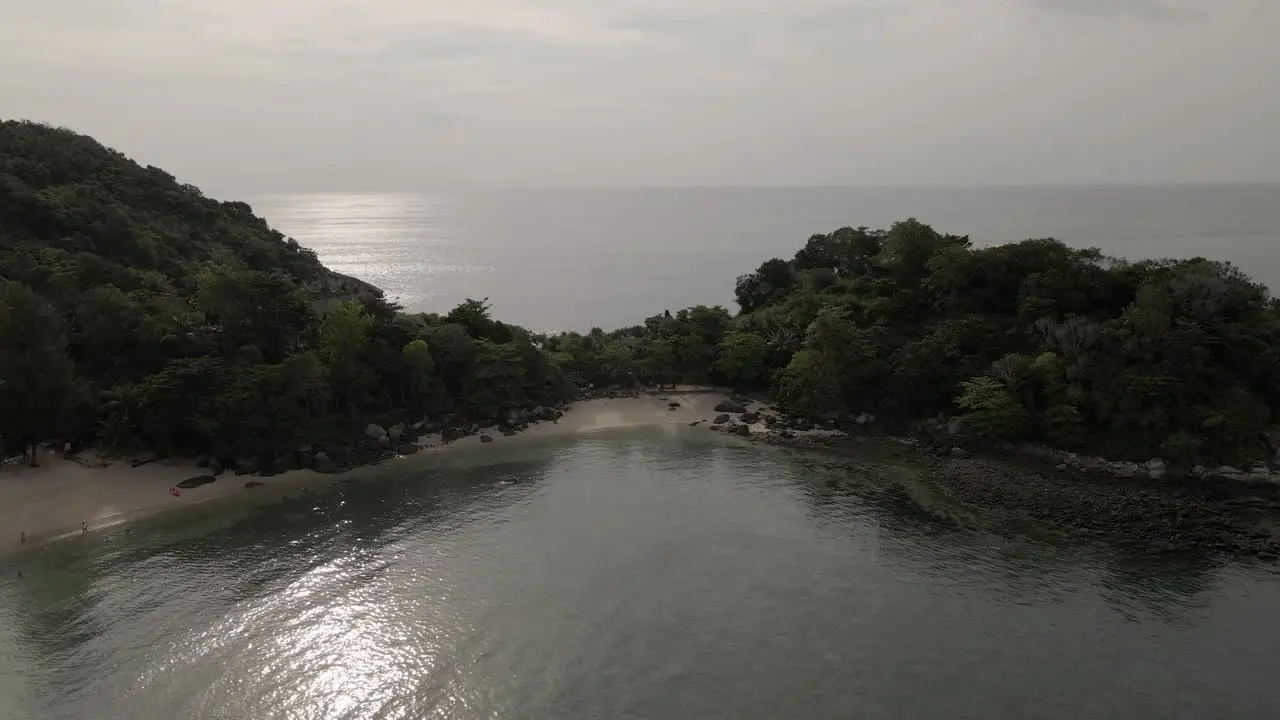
xmin=544 ymin=220 xmax=1280 ymax=466
xmin=3 ymin=120 xmax=1276 ymax=470
xmin=0 ymin=121 xmax=574 ymax=462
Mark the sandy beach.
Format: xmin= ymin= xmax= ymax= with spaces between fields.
xmin=0 ymin=391 xmax=736 ymax=554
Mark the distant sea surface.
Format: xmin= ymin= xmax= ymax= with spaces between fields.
xmin=250 ymin=185 xmax=1280 ymax=332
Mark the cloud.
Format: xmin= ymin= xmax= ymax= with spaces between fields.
xmin=1028 ymin=0 xmax=1204 ymax=21
xmin=1 ymin=0 xmax=1276 ymax=190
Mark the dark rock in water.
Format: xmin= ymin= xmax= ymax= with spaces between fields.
xmin=312 ymin=452 xmax=338 ymax=473
xmin=709 ymin=425 xmax=722 ymax=432
xmin=740 ymin=412 xmax=760 ymax=424
xmin=689 ymin=420 xmax=702 ymax=427
xmin=668 ymin=401 xmax=681 ymax=408
xmin=480 ymin=434 xmax=494 ymax=443
xmin=244 ymin=480 xmax=265 ymax=489
xmin=731 ymin=424 xmax=751 ymax=437
xmin=177 ymin=475 xmax=216 ymax=489
xmin=501 ymin=426 xmax=517 ymax=436
xmin=714 ymin=400 xmax=747 ymax=414
xmin=442 ymin=426 xmax=463 ymax=442
xmin=233 ymin=457 xmax=258 ymax=476
xmin=730 ymin=395 xmax=751 ymax=405
xmin=713 ymin=414 xmax=730 ymax=425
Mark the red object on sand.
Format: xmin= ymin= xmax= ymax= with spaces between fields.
xmin=170 ymin=487 xmax=180 ymax=497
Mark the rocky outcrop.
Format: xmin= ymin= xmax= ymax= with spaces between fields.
xmin=312 ymin=452 xmax=338 ymax=473
xmin=714 ymin=400 xmax=747 ymax=414
xmin=740 ymin=412 xmax=760 ymax=424
xmin=713 ymin=414 xmax=730 ymax=425
xmin=177 ymin=475 xmax=216 ymax=489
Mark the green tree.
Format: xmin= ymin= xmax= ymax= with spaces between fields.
xmin=0 ymin=281 xmax=77 ymax=463
xmin=715 ymin=331 xmax=770 ymax=385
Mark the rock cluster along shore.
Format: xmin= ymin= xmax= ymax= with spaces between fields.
xmin=184 ymin=403 xmax=571 ymax=485
xmin=697 ymin=400 xmax=1280 ymax=561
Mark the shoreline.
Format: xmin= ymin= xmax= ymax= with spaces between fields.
xmin=748 ymin=427 xmax=1280 ymax=561
xmin=0 ymin=391 xmax=730 ymax=555
xmin=8 ymin=388 xmax=1278 ymax=562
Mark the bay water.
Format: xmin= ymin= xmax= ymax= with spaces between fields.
xmin=2 ymin=428 xmax=1278 ymax=719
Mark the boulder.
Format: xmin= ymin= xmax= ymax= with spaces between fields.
xmin=364 ymin=423 xmax=388 ymax=440
xmin=741 ymin=412 xmax=760 ymax=424
xmin=1112 ymin=462 xmax=1141 ymax=478
xmin=480 ymin=434 xmax=494 ymax=443
xmin=713 ymin=414 xmax=731 ymax=425
xmin=1147 ymin=458 xmax=1168 ymax=481
xmin=377 ymin=435 xmax=392 ymax=450
xmin=177 ymin=475 xmax=216 ymax=489
xmin=388 ymin=424 xmax=405 ymax=443
xmin=272 ymin=455 xmax=293 ymax=474
xmin=714 ymin=400 xmax=747 ymax=414
xmin=233 ymin=457 xmax=259 ymax=476
xmin=244 ymin=480 xmax=265 ymax=489
xmin=312 ymin=452 xmax=338 ymax=473
xmin=731 ymin=423 xmax=751 ymax=437
xmin=442 ymin=426 xmax=463 ymax=442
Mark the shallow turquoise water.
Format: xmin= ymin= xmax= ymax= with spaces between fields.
xmin=2 ymin=427 xmax=1278 ymax=719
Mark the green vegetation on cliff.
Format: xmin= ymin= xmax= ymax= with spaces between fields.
xmin=544 ymin=222 xmax=1280 ymax=466
xmin=0 ymin=121 xmax=574 ymax=462
xmin=4 ymin=122 xmax=1277 ymax=470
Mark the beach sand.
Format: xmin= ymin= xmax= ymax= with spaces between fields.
xmin=0 ymin=391 xmax=732 ymax=553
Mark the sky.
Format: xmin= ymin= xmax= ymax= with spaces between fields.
xmin=1 ymin=0 xmax=1278 ymax=192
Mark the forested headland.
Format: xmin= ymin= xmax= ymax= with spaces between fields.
xmin=541 ymin=221 xmax=1280 ymax=468
xmin=3 ymin=121 xmax=1279 ymax=472
xmin=0 ymin=121 xmax=575 ymax=465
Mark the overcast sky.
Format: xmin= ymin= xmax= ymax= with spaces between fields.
xmin=2 ymin=0 xmax=1277 ymax=192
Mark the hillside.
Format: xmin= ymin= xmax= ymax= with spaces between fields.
xmin=544 ymin=222 xmax=1280 ymax=467
xmin=0 ymin=121 xmax=574 ymax=463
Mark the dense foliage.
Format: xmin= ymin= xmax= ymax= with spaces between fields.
xmin=0 ymin=121 xmax=574 ymax=462
xmin=4 ymin=121 xmax=1277 ymax=469
xmin=544 ymin=221 xmax=1280 ymax=465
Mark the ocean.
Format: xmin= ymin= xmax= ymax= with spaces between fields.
xmin=250 ymin=185 xmax=1280 ymax=332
